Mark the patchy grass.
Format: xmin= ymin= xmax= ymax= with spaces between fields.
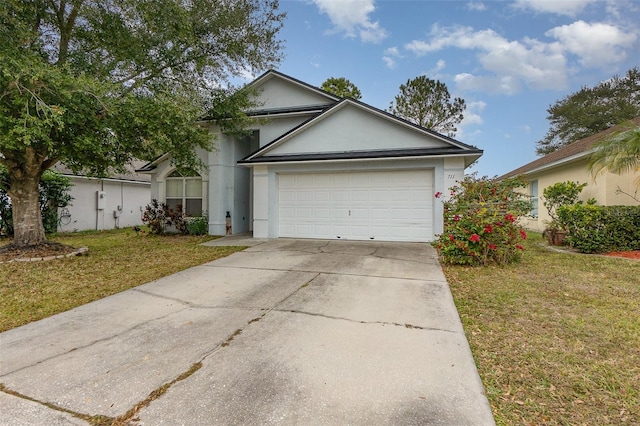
xmin=443 ymin=233 xmax=640 ymax=425
xmin=0 ymin=228 xmax=245 ymax=332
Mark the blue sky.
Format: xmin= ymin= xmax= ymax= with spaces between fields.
xmin=250 ymin=0 xmax=640 ymax=177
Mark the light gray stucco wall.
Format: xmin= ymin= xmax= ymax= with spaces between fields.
xmin=266 ymin=105 xmax=451 ymax=156
xmin=59 ymin=178 xmax=150 ymax=232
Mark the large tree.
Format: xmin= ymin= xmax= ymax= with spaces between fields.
xmin=388 ymin=75 xmax=465 ymax=137
xmin=0 ymin=0 xmax=285 ymax=248
xmin=537 ymin=67 xmax=640 ymax=155
xmin=320 ymin=77 xmax=362 ymax=100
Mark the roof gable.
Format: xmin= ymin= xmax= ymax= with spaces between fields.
xmin=240 ymin=99 xmax=482 ymax=166
xmin=500 ymin=116 xmax=640 ymax=179
xmin=248 ymin=70 xmax=339 ymax=113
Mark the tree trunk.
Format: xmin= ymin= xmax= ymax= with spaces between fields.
xmin=6 ymin=154 xmax=47 ymax=247
xmin=8 ymin=174 xmax=46 ymax=247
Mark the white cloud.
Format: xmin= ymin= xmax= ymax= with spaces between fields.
xmin=383 ymin=56 xmax=396 ymax=69
xmin=512 ymin=0 xmax=596 ymax=17
xmin=454 ymin=73 xmax=524 ymax=95
xmin=405 ymin=21 xmax=637 ymax=94
xmin=407 ymin=25 xmax=568 ymax=93
xmin=545 ymin=20 xmax=637 ymax=67
xmin=466 ymin=2 xmax=486 ymax=11
xmin=424 ymin=59 xmax=446 ymax=79
xmin=382 ymin=46 xmax=402 ymax=69
xmin=312 ymin=0 xmax=388 ymax=43
xmin=456 ymin=100 xmax=486 ymax=141
xmin=461 ymin=100 xmax=487 ymax=127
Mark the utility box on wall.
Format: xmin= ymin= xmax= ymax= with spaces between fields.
xmin=96 ymin=191 xmax=106 ymax=210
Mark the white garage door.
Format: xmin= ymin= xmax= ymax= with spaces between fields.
xmin=278 ymin=170 xmax=433 ymax=242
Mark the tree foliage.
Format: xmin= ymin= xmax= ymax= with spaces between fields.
xmin=537 ymin=67 xmax=640 ymax=155
xmin=320 ymin=77 xmax=362 ymax=100
xmin=589 ymin=121 xmax=640 ymax=187
xmin=0 ymin=0 xmax=285 ymax=247
xmin=388 ymin=75 xmax=465 ymax=137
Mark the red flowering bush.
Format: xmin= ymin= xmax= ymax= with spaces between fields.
xmin=433 ymin=174 xmax=533 ymax=266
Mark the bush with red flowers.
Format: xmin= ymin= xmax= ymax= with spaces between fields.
xmin=433 ymin=174 xmax=533 ymax=265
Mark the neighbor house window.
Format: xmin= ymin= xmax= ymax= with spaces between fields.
xmin=530 ymin=180 xmax=539 ymax=217
xmin=166 ymin=169 xmax=202 ymax=216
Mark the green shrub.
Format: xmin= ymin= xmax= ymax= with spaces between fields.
xmin=433 ymin=174 xmax=533 ymax=266
xmin=542 ymin=181 xmax=587 ymax=230
xmin=558 ymin=204 xmax=640 ymax=253
xmin=40 ymin=170 xmax=73 ymax=233
xmin=186 ymin=215 xmax=208 ymax=235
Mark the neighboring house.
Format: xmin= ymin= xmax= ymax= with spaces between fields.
xmin=138 ymin=70 xmax=482 ymax=242
xmin=499 ymin=116 xmax=640 ymax=232
xmin=54 ymin=162 xmax=150 ymax=232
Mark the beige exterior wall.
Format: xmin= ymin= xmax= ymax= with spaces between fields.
xmin=518 ymin=158 xmax=639 ymax=232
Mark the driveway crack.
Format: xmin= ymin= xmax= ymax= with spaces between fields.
xmin=274 ymin=309 xmax=455 ymax=333
xmin=0 ymin=307 xmax=190 ymax=378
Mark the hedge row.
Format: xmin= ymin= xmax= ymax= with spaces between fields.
xmin=557 ymin=204 xmax=640 ymax=253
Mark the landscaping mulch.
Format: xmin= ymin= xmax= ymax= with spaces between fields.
xmin=0 ymin=242 xmax=79 ymax=263
xmin=604 ymin=250 xmax=640 ymax=260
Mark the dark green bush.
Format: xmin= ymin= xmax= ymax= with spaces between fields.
xmin=40 ymin=170 xmax=73 ymax=233
xmin=186 ymin=215 xmax=208 ymax=235
xmin=558 ymin=204 xmax=640 ymax=253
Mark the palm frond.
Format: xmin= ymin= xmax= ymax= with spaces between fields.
xmin=589 ymin=123 xmax=640 ymax=185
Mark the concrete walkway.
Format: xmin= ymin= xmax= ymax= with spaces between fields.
xmin=0 ymin=238 xmax=494 ymax=425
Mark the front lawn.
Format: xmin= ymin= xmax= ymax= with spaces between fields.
xmin=444 ymin=233 xmax=640 ymax=425
xmin=0 ymin=229 xmax=245 ymax=332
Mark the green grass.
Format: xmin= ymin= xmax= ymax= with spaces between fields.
xmin=0 ymin=228 xmax=245 ymax=332
xmin=443 ymin=233 xmax=640 ymax=425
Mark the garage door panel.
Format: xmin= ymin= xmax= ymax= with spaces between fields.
xmin=278 ymin=170 xmax=433 ymax=242
xmin=350 ymin=208 xmax=369 ymax=220
xmin=314 ymin=208 xmax=331 ymax=219
xmin=351 ymin=190 xmax=370 ymax=202
xmin=332 ymin=190 xmax=349 ymax=202
xmin=314 ymin=191 xmax=331 ymax=202
xmin=331 ymin=208 xmax=349 ymax=220
xmin=279 ymin=190 xmax=296 ymax=202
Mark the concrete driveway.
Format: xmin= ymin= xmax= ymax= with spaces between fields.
xmin=0 ymin=238 xmax=494 ymax=425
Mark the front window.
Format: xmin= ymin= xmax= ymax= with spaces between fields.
xmin=530 ymin=180 xmax=539 ymax=217
xmin=166 ymin=169 xmax=203 ymax=216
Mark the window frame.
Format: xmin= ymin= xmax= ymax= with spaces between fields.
xmin=529 ymin=180 xmax=539 ymax=217
xmin=165 ymin=170 xmax=203 ymax=217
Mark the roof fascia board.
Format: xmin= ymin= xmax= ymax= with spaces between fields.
xmin=65 ymin=175 xmax=151 ymax=185
xmin=247 ymin=108 xmax=326 ymax=119
xmin=518 ymin=150 xmax=593 ymax=177
xmin=239 ymin=152 xmax=482 ymax=167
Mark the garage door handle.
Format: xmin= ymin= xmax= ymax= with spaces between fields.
xmin=349 ymin=210 xmax=351 ymax=216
